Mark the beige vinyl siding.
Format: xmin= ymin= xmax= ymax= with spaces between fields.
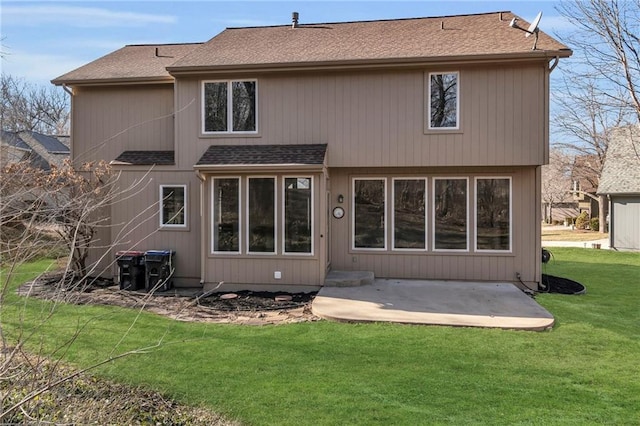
xmin=109 ymin=170 xmax=202 ymax=287
xmin=71 ymin=84 xmax=174 ymax=165
xmin=328 ymin=167 xmax=540 ymax=286
xmin=174 ymin=63 xmax=547 ymax=169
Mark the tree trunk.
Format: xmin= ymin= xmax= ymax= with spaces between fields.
xmin=598 ymin=194 xmax=607 ymax=233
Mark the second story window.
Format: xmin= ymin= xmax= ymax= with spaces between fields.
xmin=428 ymin=72 xmax=459 ymax=130
xmin=203 ymin=80 xmax=257 ymax=134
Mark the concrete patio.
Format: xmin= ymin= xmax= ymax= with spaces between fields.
xmin=312 ymin=279 xmax=555 ymax=331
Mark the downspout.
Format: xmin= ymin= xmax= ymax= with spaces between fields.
xmin=195 ymin=169 xmax=206 ymax=286
xmin=548 ymin=56 xmax=560 ymax=73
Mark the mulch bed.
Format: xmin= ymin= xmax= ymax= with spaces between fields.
xmin=541 ymin=274 xmax=587 ymax=295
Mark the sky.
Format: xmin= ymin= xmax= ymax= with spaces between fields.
xmin=1 ymin=0 xmax=576 ymax=86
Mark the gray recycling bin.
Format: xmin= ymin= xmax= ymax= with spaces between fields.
xmin=115 ymin=251 xmax=145 ymax=290
xmin=144 ymin=250 xmax=175 ymax=292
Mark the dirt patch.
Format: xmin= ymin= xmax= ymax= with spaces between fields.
xmin=18 ymin=272 xmax=320 ymax=325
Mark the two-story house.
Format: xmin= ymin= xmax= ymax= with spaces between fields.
xmin=52 ymin=12 xmax=571 ymax=292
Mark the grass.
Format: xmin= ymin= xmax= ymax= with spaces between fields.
xmin=541 ymin=225 xmax=608 ymax=241
xmin=3 ymin=248 xmax=640 ymax=425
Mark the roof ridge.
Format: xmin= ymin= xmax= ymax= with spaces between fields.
xmin=124 ymin=42 xmax=204 ymax=47
xmin=225 ymin=11 xmax=513 ymax=30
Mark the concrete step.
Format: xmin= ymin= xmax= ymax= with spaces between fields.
xmin=324 ymin=270 xmax=374 ymax=287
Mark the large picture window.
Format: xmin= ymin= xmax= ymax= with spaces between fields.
xmin=203 ymin=80 xmax=256 ymax=133
xmin=212 ymin=178 xmax=240 ymax=253
xmin=248 ymin=177 xmax=275 ymax=253
xmin=393 ymin=179 xmax=426 ymax=250
xmin=433 ymin=178 xmax=468 ymax=250
xmin=160 ymin=185 xmax=186 ymax=228
xmin=476 ymin=178 xmax=511 ymax=251
xmin=353 ymin=179 xmax=386 ymax=249
xmin=284 ymin=177 xmax=313 ymax=254
xmin=428 ymin=72 xmax=459 ymax=129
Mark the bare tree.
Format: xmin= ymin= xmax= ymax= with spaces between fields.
xmin=558 ymin=0 xmax=640 ymax=122
xmin=0 ymin=74 xmax=70 ymax=134
xmin=551 ymin=73 xmax=629 ymax=232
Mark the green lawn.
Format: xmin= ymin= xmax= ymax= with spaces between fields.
xmin=3 ymin=248 xmax=640 ymax=425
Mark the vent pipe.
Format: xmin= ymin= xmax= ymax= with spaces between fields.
xmin=292 ymin=11 xmax=299 ymax=28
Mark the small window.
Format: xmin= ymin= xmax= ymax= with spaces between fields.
xmin=476 ymin=178 xmax=511 ymax=252
xmin=212 ymin=178 xmax=240 ymax=253
xmin=433 ymin=178 xmax=468 ymax=250
xmin=160 ymin=185 xmax=187 ymax=228
xmin=393 ymin=178 xmax=427 ymax=250
xmin=203 ymin=80 xmax=257 ymax=133
xmin=428 ymin=72 xmax=459 ymax=130
xmin=284 ymin=177 xmax=313 ymax=254
xmin=247 ymin=177 xmax=276 ymax=253
xmin=353 ymin=178 xmax=386 ymax=250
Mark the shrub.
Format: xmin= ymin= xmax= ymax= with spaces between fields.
xmin=575 ymin=211 xmax=590 ymax=230
xmin=590 ymin=217 xmax=600 ymax=231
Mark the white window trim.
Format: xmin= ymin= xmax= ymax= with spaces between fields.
xmin=474 ymin=177 xmax=513 ymax=253
xmin=159 ymin=184 xmax=188 ymax=229
xmin=211 ymin=176 xmax=241 ymax=255
xmin=391 ymin=177 xmax=428 ymax=251
xmin=432 ymin=177 xmax=469 ymax=252
xmin=282 ymin=176 xmax=315 ymax=256
xmin=427 ymin=71 xmax=460 ymax=131
xmin=352 ymin=177 xmax=387 ymax=251
xmin=202 ymin=79 xmax=258 ymax=135
xmin=247 ymin=176 xmax=277 ymax=255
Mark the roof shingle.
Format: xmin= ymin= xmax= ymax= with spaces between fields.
xmin=169 ymin=12 xmax=570 ymax=72
xmin=598 ymin=126 xmax=640 ymax=195
xmin=196 ymin=144 xmax=327 ymax=166
xmin=52 ymin=43 xmax=202 ymax=85
xmin=113 ymin=150 xmax=175 ymax=166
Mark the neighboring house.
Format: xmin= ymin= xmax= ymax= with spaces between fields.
xmin=598 ymin=126 xmax=640 ymax=251
xmin=571 ymin=154 xmax=605 ymax=220
xmin=52 ymin=12 xmax=571 ymax=291
xmin=0 ymin=130 xmax=70 ymax=170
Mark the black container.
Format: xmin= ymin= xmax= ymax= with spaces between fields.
xmin=144 ymin=250 xmax=175 ymax=292
xmin=115 ymin=251 xmax=145 ymax=290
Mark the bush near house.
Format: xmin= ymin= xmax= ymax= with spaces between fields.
xmin=574 ymin=211 xmax=590 ymax=230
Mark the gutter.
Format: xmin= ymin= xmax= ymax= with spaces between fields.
xmin=167 ymin=50 xmax=573 ymax=76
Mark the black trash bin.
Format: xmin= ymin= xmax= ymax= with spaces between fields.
xmin=144 ymin=250 xmax=175 ymax=292
xmin=115 ymin=251 xmax=145 ymax=290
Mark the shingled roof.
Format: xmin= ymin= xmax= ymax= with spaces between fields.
xmin=598 ymin=126 xmax=640 ymax=195
xmin=195 ymin=144 xmax=327 ymax=167
xmin=52 ymin=43 xmax=202 ymax=85
xmin=112 ymin=150 xmax=175 ymax=166
xmin=169 ymin=11 xmax=571 ymax=73
xmin=53 ymin=12 xmax=571 ymax=85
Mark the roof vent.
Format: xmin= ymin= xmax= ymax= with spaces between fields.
xmin=292 ymin=11 xmax=299 ymax=28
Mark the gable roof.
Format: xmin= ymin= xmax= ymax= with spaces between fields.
xmin=195 ymin=144 xmax=327 ymax=168
xmin=598 ymin=126 xmax=640 ymax=195
xmin=52 ymin=43 xmax=202 ymax=85
xmin=53 ymin=12 xmax=571 ymax=85
xmin=169 ymin=11 xmax=571 ymax=73
xmin=0 ymin=130 xmax=69 ymax=170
